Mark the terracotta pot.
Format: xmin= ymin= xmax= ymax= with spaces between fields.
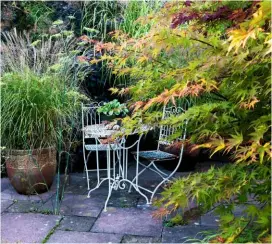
xmin=5 ymin=147 xmax=56 ymax=195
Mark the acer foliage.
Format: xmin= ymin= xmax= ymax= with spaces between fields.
xmin=95 ymin=1 xmax=271 ymax=242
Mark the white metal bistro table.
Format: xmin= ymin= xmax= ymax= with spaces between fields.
xmin=83 ymin=124 xmax=151 ymax=211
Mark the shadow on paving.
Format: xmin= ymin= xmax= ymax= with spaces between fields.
xmin=0 ymin=171 xmax=227 ymax=243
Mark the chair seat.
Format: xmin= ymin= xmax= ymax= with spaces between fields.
xmin=132 ymin=150 xmax=178 ymax=161
xmin=85 ymin=144 xmax=121 ymax=151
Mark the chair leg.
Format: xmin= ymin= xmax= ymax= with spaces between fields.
xmin=95 ymin=149 xmax=100 ymax=186
xmin=104 ymin=148 xmax=112 ymax=211
xmin=150 ymin=161 xmax=181 ymax=203
xmin=147 ymin=162 xmax=169 ymax=179
xmin=152 ymin=163 xmax=168 ymax=177
xmin=128 ymin=157 xmax=170 ymax=193
xmin=150 ymin=177 xmax=168 ymax=204
xmin=128 ymin=158 xmax=153 ymax=193
xmin=83 ymin=149 xmax=91 ymax=190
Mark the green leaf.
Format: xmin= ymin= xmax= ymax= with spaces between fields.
xmin=256 ymin=216 xmax=270 ymax=228
xmin=52 ymin=19 xmax=64 ymax=26
xmin=51 ymin=33 xmax=62 ymax=39
xmin=30 ymin=40 xmax=41 ymax=47
xmin=220 ymin=213 xmax=234 ymax=224
xmin=83 ymin=27 xmax=100 ymax=33
xmin=246 ymin=205 xmax=259 ymax=217
xmin=61 ymin=30 xmax=74 ymax=37
xmin=67 ymin=15 xmax=76 ymax=20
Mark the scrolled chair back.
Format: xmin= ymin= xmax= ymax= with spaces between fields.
xmin=82 ymin=102 xmax=104 ymax=126
xmin=158 ymin=104 xmax=188 ymax=150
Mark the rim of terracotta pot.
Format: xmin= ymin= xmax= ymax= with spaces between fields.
xmin=6 ymin=147 xmax=56 ymax=156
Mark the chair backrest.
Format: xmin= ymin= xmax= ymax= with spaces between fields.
xmin=157 ymin=105 xmax=187 ymax=151
xmin=82 ymin=102 xmax=103 ymax=139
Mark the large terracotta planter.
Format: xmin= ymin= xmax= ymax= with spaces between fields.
xmin=5 ymin=147 xmax=56 ymax=195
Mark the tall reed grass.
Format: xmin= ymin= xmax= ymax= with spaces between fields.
xmin=1 ymin=70 xmax=86 ymax=150
xmin=1 ymin=29 xmax=74 ymax=74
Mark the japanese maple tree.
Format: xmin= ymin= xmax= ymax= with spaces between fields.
xmin=94 ymin=1 xmax=271 ymax=242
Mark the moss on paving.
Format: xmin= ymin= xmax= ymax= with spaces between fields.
xmin=42 ymin=217 xmax=63 ymax=243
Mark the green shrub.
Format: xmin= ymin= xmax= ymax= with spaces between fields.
xmin=1 ymin=70 xmax=86 ymax=150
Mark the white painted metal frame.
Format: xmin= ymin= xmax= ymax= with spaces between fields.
xmin=87 ymin=134 xmax=150 ymax=211
xmin=82 ymin=102 xmax=111 ymax=190
xmin=129 ymin=105 xmax=188 ymax=203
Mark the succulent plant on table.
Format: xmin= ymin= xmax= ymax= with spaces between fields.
xmin=97 ymin=99 xmax=129 ymax=116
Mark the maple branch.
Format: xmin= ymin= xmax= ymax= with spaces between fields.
xmin=190 ymin=38 xmax=217 ymax=48
xmin=232 ymin=217 xmax=253 ymax=242
xmin=172 ymin=33 xmax=217 ymax=48
xmin=152 ymin=58 xmax=175 ymax=69
xmin=211 ymin=91 xmax=228 ymax=101
xmin=126 ymin=48 xmax=175 ymax=69
xmin=230 ymin=201 xmax=267 ymax=243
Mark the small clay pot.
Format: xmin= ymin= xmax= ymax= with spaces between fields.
xmin=5 ymin=147 xmax=57 ymax=195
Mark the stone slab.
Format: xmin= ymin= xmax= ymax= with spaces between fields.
xmin=199 ymin=204 xmax=256 ymax=227
xmin=165 ymin=207 xmax=201 ymax=226
xmin=232 ymin=204 xmax=259 ymax=217
xmin=37 ymin=196 xmax=57 ymax=214
xmin=1 ymin=213 xmax=61 ymax=243
xmin=48 ymin=230 xmax=123 ymax=243
xmin=121 ymin=234 xmax=161 ymax=243
xmin=1 ymin=187 xmax=54 ymax=202
xmin=63 ymin=184 xmax=88 ymax=195
xmin=68 ymin=173 xmax=91 ymax=186
xmin=57 ymin=216 xmax=96 ymax=232
xmin=40 ymin=194 xmax=105 ymax=217
xmin=87 ymin=183 xmax=112 ymax=196
xmin=1 ymin=199 xmax=14 ymax=213
xmin=107 ymin=191 xmax=140 ymax=208
xmin=1 ymin=178 xmax=12 ymax=192
xmin=174 ymin=171 xmax=192 ymax=178
xmin=162 ymin=225 xmax=217 ymax=243
xmin=200 ymin=212 xmax=219 ymax=227
xmin=127 ymin=164 xmax=171 ymax=182
xmin=51 ymin=174 xmax=88 ymax=195
xmin=136 ymin=198 xmax=158 ymax=211
xmin=88 ymin=177 xmax=132 ymax=196
xmin=6 ymin=200 xmax=42 ymax=213
xmin=91 ymin=207 xmax=163 ymax=237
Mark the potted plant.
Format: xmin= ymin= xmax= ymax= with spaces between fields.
xmin=1 ymin=70 xmax=85 ymax=195
xmin=97 ymin=99 xmax=129 ymax=121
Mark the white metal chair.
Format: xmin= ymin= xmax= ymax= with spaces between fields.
xmin=81 ymin=102 xmax=114 ymax=190
xmin=129 ymin=105 xmax=188 ymax=203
